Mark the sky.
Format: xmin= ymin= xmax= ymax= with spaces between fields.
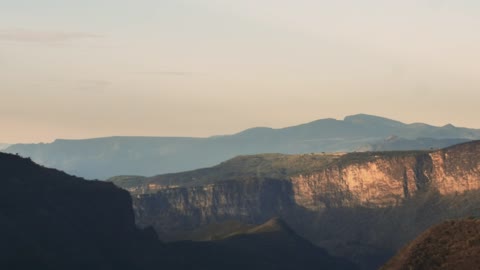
xmin=1 ymin=0 xmax=480 ymax=143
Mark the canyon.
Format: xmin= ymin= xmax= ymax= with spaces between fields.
xmin=112 ymin=140 xmax=480 ymax=269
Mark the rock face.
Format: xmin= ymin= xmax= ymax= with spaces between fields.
xmin=381 ymin=219 xmax=480 ymax=270
xmin=135 ymin=178 xmax=295 ymax=237
xmin=290 ymin=141 xmax=480 ymax=209
xmin=116 ymin=141 xmax=480 ymax=269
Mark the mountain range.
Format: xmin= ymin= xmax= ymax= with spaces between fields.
xmin=111 ymin=140 xmax=480 ymax=269
xmin=3 ymin=114 xmax=479 ymax=179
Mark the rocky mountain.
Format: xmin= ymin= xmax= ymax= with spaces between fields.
xmin=381 ymin=219 xmax=480 ymax=270
xmin=0 ymin=152 xmax=358 ymax=270
xmin=4 ymin=114 xmax=480 ymax=179
xmin=113 ymin=140 xmax=480 ymax=269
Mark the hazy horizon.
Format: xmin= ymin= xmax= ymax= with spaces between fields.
xmin=2 ymin=1 xmax=479 ymax=143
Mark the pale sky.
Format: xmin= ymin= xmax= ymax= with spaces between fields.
xmin=1 ymin=0 xmax=480 ymax=143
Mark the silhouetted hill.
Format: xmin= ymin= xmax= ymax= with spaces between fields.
xmin=382 ymin=219 xmax=480 ymax=270
xmin=0 ymin=153 xmax=358 ymax=270
xmin=0 ymin=153 xmax=159 ymax=270
xmin=4 ymin=114 xmax=479 ymax=179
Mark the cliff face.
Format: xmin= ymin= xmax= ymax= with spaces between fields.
xmin=291 ymin=142 xmax=480 ymax=210
xmin=131 ymin=142 xmax=480 ymax=232
xmin=290 ymin=155 xmax=424 ymax=209
xmin=134 ymin=178 xmax=295 ymax=237
xmin=121 ymin=141 xmax=480 ymax=269
xmin=429 ymin=141 xmax=480 ymax=194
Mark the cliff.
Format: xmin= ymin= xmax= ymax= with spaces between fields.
xmin=117 ymin=141 xmax=480 ymax=269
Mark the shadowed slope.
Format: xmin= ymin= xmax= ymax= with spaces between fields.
xmin=167 ymin=217 xmax=359 ymax=270
xmin=0 ymin=153 xmax=159 ymax=270
xmin=382 ymin=219 xmax=480 ymax=270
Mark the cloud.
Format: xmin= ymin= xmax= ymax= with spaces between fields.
xmin=0 ymin=28 xmax=104 ymax=43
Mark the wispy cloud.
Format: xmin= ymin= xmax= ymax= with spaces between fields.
xmin=0 ymin=28 xmax=104 ymax=43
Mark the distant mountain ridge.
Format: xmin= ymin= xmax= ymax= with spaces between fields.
xmin=4 ymin=114 xmax=480 ymax=179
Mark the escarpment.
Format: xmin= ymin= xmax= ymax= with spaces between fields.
xmin=134 ymin=178 xmax=295 ymax=236
xmin=124 ymin=142 xmax=480 ymax=230
xmin=289 ymin=154 xmax=428 ymax=209
xmin=119 ymin=142 xmax=480 ymax=229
